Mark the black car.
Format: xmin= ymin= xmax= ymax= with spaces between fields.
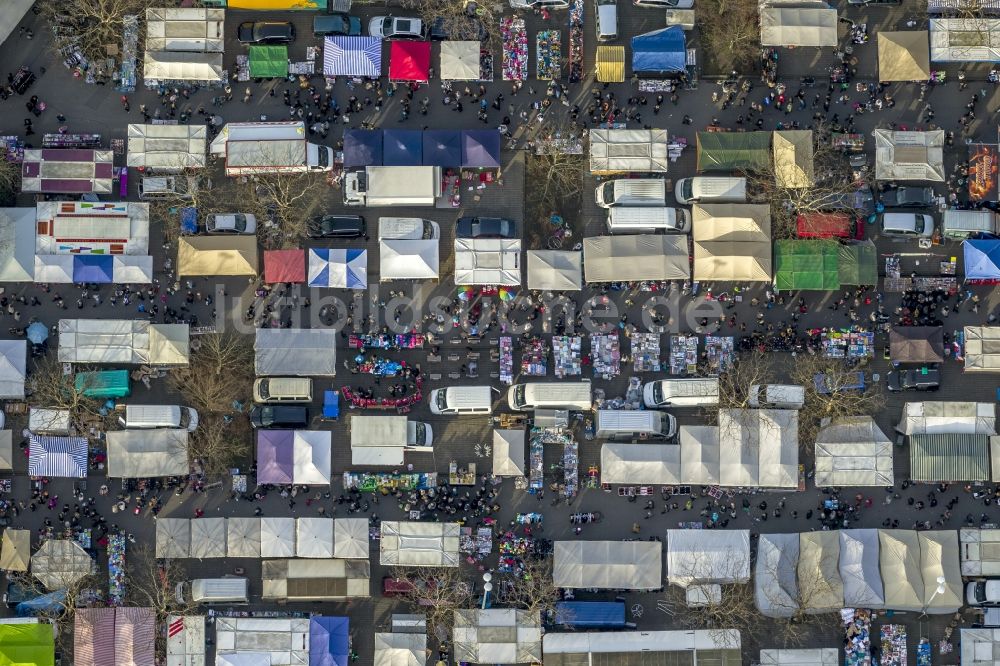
xmin=308 ymin=215 xmax=366 ymax=239
xmin=456 ymin=216 xmax=516 ymax=239
xmin=313 ymin=14 xmax=362 ymax=37
xmin=880 ymin=187 xmax=935 ymax=208
xmin=250 ymin=405 xmax=309 ymax=429
xmin=827 ymin=186 xmax=876 ymax=216
xmin=886 ymin=367 xmax=940 ymax=392
xmin=429 ymin=17 xmax=489 ymax=41
xmin=237 ymin=21 xmax=296 ymax=44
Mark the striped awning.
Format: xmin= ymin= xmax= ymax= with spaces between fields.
xmin=910 ymin=433 xmax=991 ymax=482
xmin=596 ymin=46 xmax=625 ymax=83
xmin=324 ymin=36 xmax=382 ymax=77
xmin=75 ymin=608 xmax=116 ymax=666
xmin=115 ymin=607 xmax=155 ymax=666
xmin=28 ymin=435 xmax=87 ymax=478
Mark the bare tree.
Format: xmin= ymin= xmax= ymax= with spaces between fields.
xmin=124 ymin=544 xmax=198 ymax=662
xmin=697 ymin=0 xmax=761 ymax=73
xmin=6 ymin=569 xmax=101 ymax=656
xmin=166 ymin=332 xmax=254 ymax=414
xmin=242 ymin=172 xmax=330 ymax=249
xmin=494 ymin=557 xmax=560 ymax=617
xmin=0 ymin=159 xmax=20 ymax=205
xmin=188 ymin=413 xmax=251 ymax=481
xmin=712 ymin=350 xmax=778 ymax=412
xmin=27 ymin=358 xmax=112 ymax=432
xmin=400 ymin=0 xmax=503 ymax=53
xmin=387 ymin=566 xmax=475 ymax=641
xmin=789 ymin=354 xmax=885 ymax=448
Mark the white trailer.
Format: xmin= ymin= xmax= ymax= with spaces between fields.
xmin=343 ymin=166 xmax=443 ymax=207
xmin=210 ymin=121 xmax=334 ymax=176
xmin=589 ymin=129 xmax=670 ymax=174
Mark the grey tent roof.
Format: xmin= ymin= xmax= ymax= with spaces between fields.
xmin=798 ymin=531 xmax=843 ymax=612
xmin=553 ymin=540 xmax=662 ymax=590
xmin=492 ymin=429 xmax=526 ymax=477
xmin=756 ymin=533 xmax=800 ymax=618
xmin=0 ymin=340 xmax=26 ymax=399
xmin=584 ymin=235 xmax=689 ymax=282
xmin=227 ymin=518 xmax=262 ymax=558
xmin=526 ymin=251 xmax=583 ymax=291
xmin=814 ymin=417 xmax=894 ymax=487
xmin=889 ymin=326 xmax=944 ymax=363
xmin=964 ymin=326 xmax=1000 ymax=372
xmin=156 ymin=518 xmax=191 ymax=559
xmin=190 ymin=518 xmax=226 ymax=559
xmin=31 ymin=539 xmax=93 ymax=590
xmin=839 ymin=529 xmax=884 ymax=608
xmin=878 ymin=529 xmax=923 ymax=612
xmin=334 ymin=518 xmax=370 ymax=559
xmin=453 ymin=609 xmax=542 ymax=665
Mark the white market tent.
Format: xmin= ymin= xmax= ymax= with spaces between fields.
xmin=0 ymin=208 xmax=36 ymax=282
xmin=679 ymin=425 xmax=722 ymax=485
xmin=693 ymin=204 xmax=772 ymax=282
xmin=814 ymin=416 xmax=894 ymax=487
xmin=601 ymin=443 xmax=681 ymax=484
xmin=760 ymin=649 xmax=839 ymax=666
xmin=589 ymin=129 xmax=669 ymax=173
xmin=227 ymin=518 xmax=262 ymax=558
xmin=718 ymin=409 xmax=798 ymax=488
xmin=897 ymin=401 xmax=996 ymax=436
xmin=526 ymin=250 xmax=583 ymax=291
xmin=755 ymin=533 xmax=800 ymax=618
xmin=798 ymin=531 xmax=843 ymax=612
xmin=143 ymin=52 xmax=224 ymax=83
xmin=492 ymin=429 xmax=526 ymax=477
xmin=292 ymin=431 xmax=331 ymax=484
xmin=127 ymin=124 xmax=207 ymax=170
xmin=333 ymin=518 xmax=369 ymax=559
xmin=666 ymin=529 xmax=751 ymax=588
xmin=296 ymin=518 xmax=334 ymax=558
xmin=215 ymin=618 xmax=310 ymax=666
xmin=380 ymin=521 xmax=461 ymax=567
xmin=31 ymin=539 xmax=93 ymax=591
xmin=760 ymin=3 xmax=838 ymax=47
xmin=166 ymin=614 xmax=205 ymax=666
xmin=544 ymin=630 xmax=741 ymax=662
xmin=961 ymin=528 xmax=1000 ymax=576
xmin=28 ymin=408 xmax=70 ymax=434
xmin=380 ymin=240 xmax=439 ymax=281
xmin=0 ymin=340 xmax=26 ymax=399
xmin=452 ymin=609 xmax=542 ymax=665
xmin=112 ymin=256 xmax=154 ymax=284
xmin=106 ymin=430 xmax=188 ymax=478
xmin=964 ymin=326 xmax=1000 ymax=372
xmin=583 ymin=235 xmax=690 ymax=282
xmin=255 ymin=328 xmax=338 ymax=376
xmin=553 ymin=540 xmax=662 ymax=590
xmin=350 ymin=415 xmax=409 ymax=466
xmin=145 ymin=7 xmax=224 ymax=52
xmin=930 ymin=18 xmax=1000 ymax=61
xmin=440 ymin=41 xmax=481 ymax=80
xmin=34 ymin=254 xmax=74 ymax=283
xmin=919 ymin=530 xmax=963 ymax=613
xmin=262 ymin=559 xmax=371 ymax=602
xmin=190 ymin=518 xmax=226 ymax=559
xmin=216 ymin=655 xmax=270 ymax=666
xmin=454 ymin=238 xmax=521 ymax=286
xmin=839 ymin=529 xmax=885 ymax=608
xmin=58 ymin=320 xmax=189 ymax=365
xmin=962 ymin=628 xmax=1000 ymax=666
xmin=156 ymin=518 xmax=191 ymax=559
xmin=874 ymin=129 xmax=945 ymax=182
xmin=374 ymin=633 xmax=425 ymax=666
xmin=260 ymin=517 xmax=296 ymax=558
xmin=878 ymin=529 xmax=923 ymax=612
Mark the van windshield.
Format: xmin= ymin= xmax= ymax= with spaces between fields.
xmin=511 ymin=385 xmax=525 ymax=408
xmin=651 ymin=382 xmax=664 ymax=405
xmin=422 ymin=220 xmax=435 ymax=239
xmin=435 ymin=390 xmax=449 ymax=411
xmin=412 ymin=422 xmax=427 ymax=443
xmin=257 ymin=380 xmax=270 ymax=400
xmin=317 ymin=146 xmax=329 ymax=168
xmin=179 ymin=409 xmax=192 ymax=429
xmin=601 ymin=182 xmax=616 ymax=204
xmin=681 ymin=179 xmax=693 ymax=201
xmin=656 ymin=415 xmax=670 ymax=436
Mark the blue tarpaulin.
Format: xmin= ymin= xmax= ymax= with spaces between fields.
xmin=382 ymin=129 xmax=423 ymax=166
xmin=180 ymin=207 xmax=198 ymax=234
xmin=461 ymin=129 xmax=501 ymax=168
xmin=343 ymin=129 xmax=383 ymax=167
xmin=16 ymin=590 xmax=66 ymax=617
xmin=73 ymin=255 xmax=114 ymax=283
xmin=423 ymin=130 xmax=462 ymax=166
xmin=554 ymin=602 xmax=626 ymax=628
xmin=632 ymin=27 xmax=686 ymax=73
xmin=965 ymin=238 xmax=1000 ymax=280
xmin=310 ymin=616 xmax=350 ymax=666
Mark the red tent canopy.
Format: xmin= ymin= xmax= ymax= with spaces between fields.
xmin=389 ymin=41 xmax=431 ymax=82
xmin=263 ymin=249 xmax=305 ymax=284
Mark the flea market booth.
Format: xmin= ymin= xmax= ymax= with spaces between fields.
xmin=297 ymin=517 xmax=334 ymax=558
xmin=383 ymin=129 xmax=423 ymax=166
xmin=75 ymin=607 xmax=155 ymax=666
xmin=600 ymin=443 xmax=680 ymax=484
xmin=877 ymin=31 xmax=931 ymax=82
xmin=0 ymin=340 xmax=26 ymax=399
xmin=308 ymin=248 xmax=367 ymax=289
xmin=380 ymin=240 xmax=439 ymax=281
xmin=440 ymin=41 xmax=482 ymax=81
xmin=759 ymin=2 xmax=838 ymax=47
xmin=692 ymin=204 xmax=772 ymax=282
xmin=379 ymin=521 xmax=461 ymax=567
xmin=21 ymin=149 xmax=114 ymax=194
xmin=323 ymin=36 xmax=382 ymax=78
xmin=874 ymin=129 xmax=945 ymax=182
xmin=755 ymin=533 xmax=800 ymax=618
xmin=631 ymin=27 xmax=686 ymax=77
xmin=553 ymin=540 xmax=662 ymax=590
xmin=177 ymin=236 xmax=258 ymax=277
xmin=254 ymin=328 xmax=338 ymax=376
xmin=106 ymin=430 xmax=189 ymax=477
xmin=343 ymin=128 xmax=383 ymax=167
xmin=666 ymin=529 xmax=751 ymax=606
xmin=888 ymin=326 xmax=944 ymax=364
xmin=964 ymin=326 xmax=1000 ymax=372
xmin=249 ymin=45 xmax=288 ymax=78
xmin=454 ymin=239 xmax=521 ymax=286
xmin=595 ymin=45 xmax=625 ymax=83
xmin=143 ymin=52 xmax=224 ymax=86
xmin=773 ymin=240 xmax=840 ymax=291
xmin=263 ymin=249 xmax=306 ymax=284
xmin=453 ymin=609 xmax=542 ymax=665
xmin=696 ymin=131 xmax=771 ymax=172
xmin=773 ymin=130 xmax=814 ymax=188
xmin=965 ymin=238 xmax=1000 ymax=282
xmin=543 ymin=630 xmax=741 ymax=665
xmin=493 ymin=429 xmax=526 ymax=478
xmin=814 ymin=417 xmax=894 ymax=487
xmin=262 ymin=559 xmax=371 ymax=601
xmin=526 ymin=250 xmax=582 ymax=291
xmin=256 ymin=430 xmax=332 ymax=485
xmin=583 ymin=235 xmax=689 ymax=282
xmin=0 ymin=208 xmax=36 ymax=282
xmin=145 ymin=8 xmax=224 ymax=52
xmin=930 ymin=19 xmax=1000 ymax=62
xmin=126 ymin=123 xmax=207 ymax=171
xmin=462 ymin=129 xmax=501 ymax=169
xmin=389 ymin=41 xmax=431 ymax=83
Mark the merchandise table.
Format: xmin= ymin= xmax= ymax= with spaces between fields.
xmin=108 ymin=533 xmax=126 ymax=605
xmin=670 ymin=335 xmax=698 ymax=375
xmin=567 ymin=0 xmax=584 ymax=82
xmin=342 ymin=471 xmax=437 ymax=492
xmin=631 ymin=333 xmax=661 ymax=372
xmin=521 ymin=338 xmax=549 ymax=376
xmin=499 ymin=337 xmax=514 ymax=385
xmin=821 ymin=328 xmax=874 ymax=358
xmin=704 ymin=336 xmax=734 ymax=373
xmin=536 ymin=30 xmax=561 ymax=80
xmin=349 ymin=333 xmax=424 ymax=350
xmin=843 ymin=608 xmax=872 ymax=666
xmin=481 ymin=51 xmax=495 ymax=81
xmin=528 ymin=433 xmax=544 ymax=491
xmin=562 ymin=437 xmax=578 ymax=498
xmin=591 ymin=334 xmax=621 ymax=380
xmin=553 ymin=336 xmax=582 ymax=378
xmin=881 ymin=624 xmax=907 ymax=666
xmin=501 ymin=17 xmax=528 ymax=81
xmin=460 ymin=527 xmax=493 ymax=558
xmin=352 ymin=356 xmax=406 ymax=376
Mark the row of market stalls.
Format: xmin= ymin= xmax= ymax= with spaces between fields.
xmin=875 ymin=23 xmax=1000 ymax=83
xmin=343 ymin=129 xmax=501 ymax=169
xmin=57 ymin=320 xmax=189 ymax=365
xmin=215 ymin=616 xmax=349 ymax=666
xmin=322 ymin=36 xmax=435 ymax=83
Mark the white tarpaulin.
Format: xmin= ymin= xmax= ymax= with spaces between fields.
xmin=374 ymin=633 xmax=425 ymax=666
xmin=106 ymin=430 xmax=188 ymax=477
xmin=839 ymin=529 xmax=885 ymax=608
xmin=380 ymin=521 xmax=461 ymax=567
xmin=920 ymin=530 xmax=963 ymax=613
xmin=679 ymin=425 xmax=722 ymax=485
xmin=964 ymin=326 xmax=1000 ymax=372
xmin=255 ymin=328 xmax=337 ymax=376
xmin=589 ymin=129 xmax=669 ymax=173
xmin=760 ymin=5 xmax=838 ymax=47
xmin=493 ymin=429 xmax=526 ymax=477
xmin=143 ymin=52 xmax=224 ymax=83
xmin=453 ymin=609 xmax=542 ymax=665
xmin=380 ymin=240 xmax=439 ymax=280
xmin=260 ymin=517 xmax=296 ymax=558
xmin=961 ymin=528 xmax=1000 ymax=576
xmin=814 ymin=417 xmax=894 ymax=487
xmin=878 ymin=529 xmax=923 ymax=611
xmin=112 ymin=256 xmax=154 ymax=284
xmin=33 ymin=254 xmax=74 ymax=283
xmin=454 ymin=238 xmax=521 ymax=286
xmin=526 ymin=250 xmax=583 ymax=291
xmin=333 ymin=518 xmax=369 ymax=559
xmin=761 ymin=649 xmax=839 ymax=666
xmin=227 ymin=518 xmax=262 ymax=558
xmin=215 ymin=618 xmax=310 ymax=666
xmin=189 ymin=518 xmax=226 ymax=559
xmin=292 ymin=431 xmax=331 ymax=485
xmin=156 ymin=518 xmax=190 ymax=559
xmin=553 ymin=540 xmax=662 ymax=590
xmin=798 ymin=531 xmax=843 ymax=612
xmin=127 ymin=124 xmax=207 ymax=170
xmin=0 ymin=340 xmax=25 ymax=399
xmin=145 ymin=7 xmax=224 ymax=51
xmin=756 ymin=533 xmax=800 ymax=618
xmin=667 ymin=529 xmax=751 ymax=588
xmin=930 ymin=18 xmax=1000 ymax=61
xmin=874 ymin=129 xmax=945 ymax=182
xmin=897 ymin=401 xmax=996 ymax=435
xmin=296 ymin=518 xmax=334 ymax=558
xmin=350 ymin=415 xmax=408 ymax=466
xmin=583 ymin=235 xmax=690 ymax=282
xmin=58 ymin=319 xmax=189 ymax=365
xmin=0 ymin=208 xmax=36 ymax=282
xmin=601 ymin=443 xmax=681 ymax=484
xmin=440 ymin=41 xmax=481 ymax=80
xmin=718 ymin=409 xmax=797 ymax=487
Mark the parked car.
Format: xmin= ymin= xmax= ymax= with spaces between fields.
xmin=313 ymin=13 xmax=362 ymax=36
xmin=880 ymin=187 xmax=935 ymax=208
xmin=880 ymin=212 xmax=935 ymax=238
xmin=206 ymin=213 xmax=257 ymax=235
xmin=967 ymin=580 xmax=1000 ymax=606
xmin=368 ymin=16 xmax=424 ymax=38
xmin=511 ymin=0 xmax=571 ymax=7
xmin=826 ymin=186 xmax=876 ymax=216
xmin=634 ymin=0 xmax=693 ymax=7
xmin=237 ymin=21 xmax=295 ymax=44
xmin=886 ymin=367 xmax=940 ymax=392
xmin=249 ymin=406 xmax=308 ymax=429
xmin=429 ymin=17 xmax=489 ymax=40
xmin=308 ymin=215 xmax=366 ymax=239
xmin=456 ymin=216 xmax=516 ymax=239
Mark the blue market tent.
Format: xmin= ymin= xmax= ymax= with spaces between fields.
xmin=965 ymin=238 xmax=1000 ymax=281
xmin=308 ymin=248 xmax=368 ymax=289
xmin=382 ymin=129 xmax=423 ymax=166
xmin=73 ymin=255 xmax=114 ymax=283
xmin=310 ymin=617 xmax=350 ymax=666
xmin=423 ymin=130 xmax=462 ymax=166
xmin=343 ymin=129 xmax=383 ymax=167
xmin=323 ymin=36 xmax=382 ymax=77
xmin=461 ymin=129 xmax=501 ymax=168
xmin=632 ymin=27 xmax=686 ymax=73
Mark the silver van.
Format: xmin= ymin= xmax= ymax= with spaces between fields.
xmin=429 ymin=386 xmax=495 ymax=415
xmin=607 ymin=207 xmax=690 ymax=233
xmin=595 ymin=178 xmax=666 ymax=207
xmin=596 ymin=0 xmax=619 ymax=41
xmin=378 ymin=217 xmax=441 ymax=240
xmin=674 ymin=177 xmax=747 ymax=205
xmin=508 ymin=381 xmax=592 ymax=411
xmin=138 ymin=175 xmax=205 ymax=200
xmin=177 ymin=577 xmax=249 ymax=605
xmin=595 ymin=409 xmax=677 ymax=441
xmin=121 ymin=404 xmax=199 ymax=432
xmin=748 ymin=384 xmax=805 ymax=409
xmin=253 ymin=377 xmax=313 ymax=403
xmin=642 ymin=378 xmax=719 ymax=408
xmin=942 ymin=209 xmax=999 ymax=239
xmin=881 ymin=212 xmax=934 ymax=238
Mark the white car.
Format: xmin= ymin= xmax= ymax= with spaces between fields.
xmin=967 ymin=580 xmax=1000 ymax=606
xmin=510 ymin=0 xmax=570 ymax=7
xmin=634 ymin=0 xmax=693 ymax=6
xmin=206 ymin=213 xmax=257 ymax=234
xmin=368 ymin=16 xmax=423 ymax=38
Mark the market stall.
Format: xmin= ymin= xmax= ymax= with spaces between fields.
xmin=343 ymin=129 xmax=383 ymax=167
xmin=596 ymin=46 xmax=625 ymax=83
xmin=389 ymin=41 xmax=431 ymax=83
xmin=324 ymin=36 xmax=382 ymax=78
xmin=501 ymin=17 xmax=528 ymax=81
xmin=704 ymin=336 xmax=734 ymax=373
xmin=553 ymin=336 xmax=582 ymax=378
xmin=881 ymin=625 xmax=907 ymax=666
xmin=526 ymin=250 xmax=582 ymax=291
xmin=349 ymin=333 xmax=424 ymax=351
xmin=380 ymin=240 xmax=439 ymax=281
xmin=670 ymin=335 xmax=698 ymax=375
xmin=591 ymin=334 xmax=620 ymax=380
xmin=108 ymin=534 xmax=125 ymax=604
xmin=500 ymin=337 xmax=514 ymax=385
xmin=537 ymin=30 xmax=561 ymax=79
xmin=632 ymin=333 xmax=661 ymax=373
xmin=308 ymin=248 xmax=367 ymax=289
xmin=343 ymin=471 xmax=437 ymax=492
xmin=441 ymin=41 xmax=480 ymax=81
xmin=521 ymin=338 xmax=548 ymax=376
xmin=877 ymin=31 xmax=930 ymax=82
xmin=248 ymin=45 xmax=288 ymax=78
xmin=821 ymin=328 xmax=874 ymax=358
xmin=461 ymin=129 xmax=501 ymax=169
xmin=263 ymin=249 xmax=306 ymax=284
xmin=843 ymin=609 xmax=873 ymax=666
xmin=568 ymin=0 xmax=584 ymax=82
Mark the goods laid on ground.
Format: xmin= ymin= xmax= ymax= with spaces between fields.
xmin=553 ymin=336 xmax=582 ymax=378
xmin=536 ymin=30 xmax=561 ymax=80
xmin=704 ymin=336 xmax=734 ymax=373
xmin=501 ymin=17 xmax=528 ymax=81
xmin=521 ymin=338 xmax=548 ymax=376
xmin=567 ymin=0 xmax=584 ymax=82
xmin=843 ymin=608 xmax=872 ymax=666
xmin=631 ymin=333 xmax=661 ymax=372
xmin=670 ymin=335 xmax=698 ymax=375
xmin=499 ymin=336 xmax=514 ymax=385
xmin=592 ymin=334 xmax=621 ymax=380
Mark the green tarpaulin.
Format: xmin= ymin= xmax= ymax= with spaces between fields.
xmin=249 ymin=45 xmax=288 ymax=78
xmin=839 ymin=240 xmax=878 ymax=286
xmin=0 ymin=623 xmax=55 ymax=666
xmin=774 ymin=240 xmax=840 ymax=291
xmin=697 ymin=131 xmax=771 ymax=172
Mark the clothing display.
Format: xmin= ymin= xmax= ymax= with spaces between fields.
xmin=108 ymin=533 xmax=126 ymax=605
xmin=843 ymin=608 xmax=872 ymax=666
xmin=670 ymin=335 xmax=698 ymax=375
xmin=521 ymin=338 xmax=548 ymax=376
xmin=536 ymin=30 xmax=561 ymax=80
xmin=553 ymin=336 xmax=582 ymax=378
xmin=349 ymin=333 xmax=424 ymax=350
xmin=460 ymin=526 xmax=493 ymax=558
xmin=117 ymin=14 xmax=139 ymax=92
xmin=480 ymin=50 xmax=495 ymax=81
xmin=704 ymin=336 xmax=734 ymax=373
xmin=528 ymin=433 xmax=544 ymax=491
xmin=501 ymin=17 xmax=528 ymax=81
xmin=821 ymin=328 xmax=874 ymax=358
xmin=562 ymin=436 xmax=578 ymax=498
xmin=881 ymin=624 xmax=907 ymax=666
xmin=236 ymin=54 xmax=250 ymax=82
xmin=591 ymin=334 xmax=621 ymax=380
xmin=499 ymin=336 xmax=514 ymax=385
xmin=631 ymin=333 xmax=661 ymax=372
xmin=567 ymin=0 xmax=584 ymax=82
xmin=342 ymin=471 xmax=437 ymax=492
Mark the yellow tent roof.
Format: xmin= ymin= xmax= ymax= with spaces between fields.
xmin=596 ymin=46 xmax=625 ymax=83
xmin=878 ymin=32 xmax=930 ymax=82
xmin=773 ymin=130 xmax=815 ymax=188
xmin=178 ymin=236 xmax=258 ymax=277
xmin=0 ymin=529 xmax=30 ymax=572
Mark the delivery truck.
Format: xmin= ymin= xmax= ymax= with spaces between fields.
xmin=343 ymin=166 xmax=443 ymax=207
xmin=210 ymin=121 xmax=334 ymax=176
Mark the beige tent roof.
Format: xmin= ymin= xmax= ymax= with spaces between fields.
xmin=814 ymin=417 xmax=894 ymax=487
xmin=760 ymin=6 xmax=838 ymax=47
xmin=0 ymin=529 xmax=30 ymax=572
xmin=878 ymin=32 xmax=930 ymax=82
xmin=31 ymin=538 xmax=93 ymax=590
xmin=694 ymin=241 xmax=772 ymax=281
xmin=874 ymin=129 xmax=945 ymax=182
xmin=493 ymin=429 xmax=526 ymax=477
xmin=526 ymin=250 xmax=583 ymax=291
xmin=374 ymin=633 xmax=425 ymax=666
xmin=156 ymin=518 xmax=191 ymax=559
xmin=919 ymin=530 xmax=963 ymax=613
xmin=798 ymin=531 xmax=843 ymax=612
xmin=553 ymin=540 xmax=662 ymax=590
xmin=773 ymin=130 xmax=814 ymax=188
xmin=148 ymin=324 xmax=190 ymax=366
xmin=692 ymin=204 xmax=771 ymax=242
xmin=878 ymin=529 xmax=923 ymax=612
xmin=0 ymin=431 xmax=12 ymax=471
xmin=178 ymin=236 xmax=258 ymax=276
xmin=584 ymin=235 xmax=689 ymax=282
xmin=143 ymin=52 xmax=224 ymax=83
xmin=440 ymin=41 xmax=480 ymax=80
xmin=601 ymin=443 xmax=681 ymax=485
xmin=965 ymin=326 xmax=1000 ymax=372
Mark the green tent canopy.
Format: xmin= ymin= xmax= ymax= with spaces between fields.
xmin=696 ymin=131 xmax=771 ymax=172
xmin=249 ymin=45 xmax=289 ymax=78
xmin=839 ymin=240 xmax=878 ymax=286
xmin=774 ymin=239 xmax=840 ymax=291
xmin=0 ymin=623 xmax=55 ymax=666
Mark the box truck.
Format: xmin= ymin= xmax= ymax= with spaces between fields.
xmin=344 ymin=166 xmax=443 ymax=207
xmin=210 ymin=121 xmax=333 ymax=176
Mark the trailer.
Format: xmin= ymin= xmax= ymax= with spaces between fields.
xmin=21 ymin=149 xmax=114 ymax=194
xmin=210 ymin=121 xmax=334 ymax=176
xmin=589 ymin=129 xmax=669 ymax=174
xmin=344 ymin=166 xmax=444 ymax=207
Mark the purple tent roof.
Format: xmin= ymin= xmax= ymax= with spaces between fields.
xmin=256 ymin=430 xmax=294 ymax=484
xmin=343 ymin=129 xmax=383 ymax=167
xmin=422 ymin=130 xmax=462 ymax=166
xmin=73 ymin=255 xmax=114 ymax=283
xmin=461 ymin=130 xmax=501 ymax=168
xmin=310 ymin=617 xmax=350 ymax=666
xmin=382 ymin=129 xmax=423 ymax=166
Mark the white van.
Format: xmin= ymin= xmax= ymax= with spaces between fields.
xmin=595 ymin=409 xmax=676 ymax=441
xmin=508 ymin=381 xmax=592 ymax=411
xmin=664 ymin=8 xmax=696 ymax=29
xmin=596 ymin=179 xmax=666 ymax=208
xmin=253 ymin=378 xmax=313 ymax=403
xmin=378 ymin=217 xmax=441 ymax=240
xmin=121 ymin=404 xmax=199 ymax=432
xmin=177 ymin=577 xmax=249 ymax=605
xmin=138 ymin=174 xmax=205 ymax=200
xmin=596 ymin=0 xmax=619 ymax=41
xmin=674 ymin=177 xmax=747 ymax=205
xmin=748 ymin=384 xmax=805 ymax=409
xmin=607 ymin=207 xmax=690 ymax=234
xmin=429 ymin=386 xmax=495 ymax=415
xmin=942 ymin=209 xmax=1000 ymax=239
xmin=642 ymin=378 xmax=719 ymax=408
